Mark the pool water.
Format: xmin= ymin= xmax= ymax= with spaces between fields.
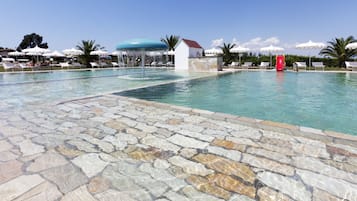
xmin=119 ymin=71 xmax=357 ymax=135
xmin=0 ymin=68 xmax=209 ymax=109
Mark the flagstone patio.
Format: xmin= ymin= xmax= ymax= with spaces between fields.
xmin=0 ymin=94 xmax=356 ymax=201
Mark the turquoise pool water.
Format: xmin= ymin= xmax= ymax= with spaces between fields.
xmin=0 ymin=68 xmax=208 ymax=109
xmin=119 ymin=71 xmax=357 ymax=135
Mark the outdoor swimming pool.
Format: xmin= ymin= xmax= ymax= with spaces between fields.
xmin=0 ymin=68 xmax=209 ymax=109
xmin=119 ymin=71 xmax=357 ymax=135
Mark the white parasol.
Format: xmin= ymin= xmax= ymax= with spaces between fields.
xmin=22 ymin=46 xmax=51 ymax=64
xmin=296 ymin=40 xmax=326 ymax=67
xmin=8 ymin=51 xmax=25 ymax=56
xmin=231 ymin=46 xmax=250 ymax=66
xmin=204 ymin=47 xmax=223 ymax=56
xmin=63 ymin=48 xmax=83 ymax=56
xmin=90 ymin=50 xmax=109 ymax=56
xmin=43 ymin=50 xmax=65 ymax=57
xmin=260 ymin=45 xmax=284 ymax=67
xmin=346 ymin=42 xmax=357 ymax=49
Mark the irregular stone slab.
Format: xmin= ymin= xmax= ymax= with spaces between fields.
xmin=179 ymin=148 xmax=198 ymax=158
xmin=182 ymin=185 xmax=225 ymax=201
xmin=13 ymin=181 xmax=62 ymax=201
xmin=292 ymin=137 xmax=330 ymax=159
xmin=313 ymin=188 xmax=344 ymax=201
xmin=242 ymin=153 xmax=295 ymax=176
xmin=0 ymin=174 xmax=45 ymax=201
xmin=207 ymin=173 xmax=256 ymax=199
xmin=61 ymin=185 xmax=97 ymax=201
xmin=88 ymin=176 xmax=111 ymax=194
xmin=257 ymin=171 xmax=311 ymax=201
xmin=168 ymin=134 xmax=209 ymax=149
xmin=169 ymin=156 xmax=214 ymax=176
xmin=31 ymin=135 xmax=65 ymax=148
xmin=41 ymin=163 xmax=88 ymax=193
xmin=95 ymin=189 xmax=137 ymax=201
xmin=78 ymin=134 xmax=114 ymax=153
xmin=116 ymin=132 xmax=138 ymax=144
xmin=257 ymin=186 xmax=293 ymax=201
xmin=0 ymin=160 xmax=23 ymax=184
xmin=226 ymin=136 xmax=259 ymax=147
xmin=102 ymin=135 xmax=127 ymax=150
xmin=230 ymin=128 xmax=262 ymax=140
xmin=211 ymin=138 xmax=246 ymax=152
xmin=142 ymin=135 xmax=181 ymax=153
xmin=56 ymin=144 xmax=83 ymax=158
xmin=164 ymin=191 xmax=191 ymax=201
xmin=154 ymin=159 xmax=170 ymax=169
xmin=229 ymin=194 xmax=255 ymax=201
xmin=72 ymin=153 xmax=109 ymax=178
xmin=193 ymin=154 xmax=255 ymax=184
xmin=247 ymin=147 xmax=292 ymax=164
xmin=293 ymin=156 xmax=357 ymax=184
xmin=0 ymin=151 xmax=18 ymax=162
xmin=0 ymin=126 xmax=26 ymax=137
xmin=0 ymin=140 xmax=13 ymax=152
xmin=207 ymin=146 xmax=241 ymax=162
xmin=18 ymin=140 xmax=45 ymax=156
xmin=66 ymin=139 xmax=99 ymax=153
xmin=176 ymin=129 xmax=215 ymax=142
xmin=186 ymin=175 xmax=231 ymax=200
xmin=135 ymin=176 xmax=169 ymax=197
xmin=27 ymin=151 xmax=68 ymax=172
xmin=297 ymin=169 xmax=357 ymax=201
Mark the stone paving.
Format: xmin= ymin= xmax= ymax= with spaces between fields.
xmin=0 ymin=94 xmax=356 ymax=201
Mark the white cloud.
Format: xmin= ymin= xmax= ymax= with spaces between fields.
xmin=264 ymin=37 xmax=279 ymax=45
xmin=211 ymin=38 xmax=224 ymax=47
xmin=232 ymin=38 xmax=240 ymax=45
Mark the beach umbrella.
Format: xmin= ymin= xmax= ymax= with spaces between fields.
xmin=43 ymin=50 xmax=65 ymax=57
xmin=346 ymin=42 xmax=357 ymax=49
xmin=296 ymin=40 xmax=326 ymax=68
xmin=90 ymin=50 xmax=109 ymax=56
xmin=8 ymin=51 xmax=25 ymax=56
xmin=204 ymin=47 xmax=223 ymax=56
xmin=22 ymin=46 xmax=51 ymax=64
xmin=260 ymin=45 xmax=284 ymax=67
xmin=63 ymin=48 xmax=83 ymax=56
xmin=231 ymin=46 xmax=250 ymax=66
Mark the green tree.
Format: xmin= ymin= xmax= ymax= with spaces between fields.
xmin=76 ymin=40 xmax=101 ymax=67
xmin=220 ymin=43 xmax=235 ymax=65
xmin=17 ymin=33 xmax=48 ymax=51
xmin=319 ymin=36 xmax=357 ymax=67
xmin=161 ymin=35 xmax=180 ymax=62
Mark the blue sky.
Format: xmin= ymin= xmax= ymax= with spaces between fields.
xmin=0 ymin=0 xmax=356 ymax=55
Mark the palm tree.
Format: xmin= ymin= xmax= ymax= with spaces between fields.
xmin=76 ymin=40 xmax=101 ymax=67
xmin=220 ymin=43 xmax=235 ymax=65
xmin=161 ymin=35 xmax=180 ymax=62
xmin=319 ymin=36 xmax=357 ymax=67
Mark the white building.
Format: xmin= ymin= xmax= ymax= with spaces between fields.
xmin=174 ymin=39 xmax=203 ymax=70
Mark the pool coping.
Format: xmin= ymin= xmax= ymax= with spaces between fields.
xmin=53 ymin=68 xmax=357 ymax=142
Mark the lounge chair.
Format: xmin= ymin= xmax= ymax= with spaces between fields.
xmin=111 ymin=62 xmax=119 ymax=67
xmin=151 ymin=61 xmax=157 ymax=66
xmin=18 ymin=63 xmax=32 ymax=70
xmin=242 ymin=62 xmax=253 ymax=69
xmin=229 ymin=62 xmax=239 ymax=68
xmin=293 ymin=62 xmax=307 ymax=70
xmin=72 ymin=62 xmax=84 ymax=68
xmin=90 ymin=62 xmax=100 ymax=68
xmin=345 ymin=61 xmax=357 ymax=71
xmin=312 ymin=62 xmax=325 ymax=71
xmin=60 ymin=62 xmax=71 ymax=69
xmin=2 ymin=62 xmax=20 ymax=71
xmin=259 ymin=62 xmax=270 ymax=69
xmin=166 ymin=61 xmax=174 ymax=67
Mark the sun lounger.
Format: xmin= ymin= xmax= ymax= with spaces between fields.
xmin=259 ymin=62 xmax=270 ymax=69
xmin=293 ymin=62 xmax=307 ymax=70
xmin=2 ymin=62 xmax=20 ymax=71
xmin=111 ymin=62 xmax=119 ymax=67
xmin=90 ymin=62 xmax=100 ymax=68
xmin=60 ymin=62 xmax=71 ymax=69
xmin=312 ymin=62 xmax=325 ymax=71
xmin=166 ymin=61 xmax=174 ymax=67
xmin=229 ymin=62 xmax=239 ymax=67
xmin=18 ymin=63 xmax=32 ymax=70
xmin=345 ymin=61 xmax=357 ymax=71
xmin=242 ymin=62 xmax=253 ymax=69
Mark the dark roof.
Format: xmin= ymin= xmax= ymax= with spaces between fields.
xmin=182 ymin=39 xmax=203 ymax=49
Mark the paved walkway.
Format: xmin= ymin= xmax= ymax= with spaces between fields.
xmin=0 ymin=94 xmax=356 ymax=201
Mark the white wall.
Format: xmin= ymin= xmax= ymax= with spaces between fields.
xmin=189 ymin=48 xmax=202 ymax=58
xmin=174 ymin=41 xmax=189 ymax=70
